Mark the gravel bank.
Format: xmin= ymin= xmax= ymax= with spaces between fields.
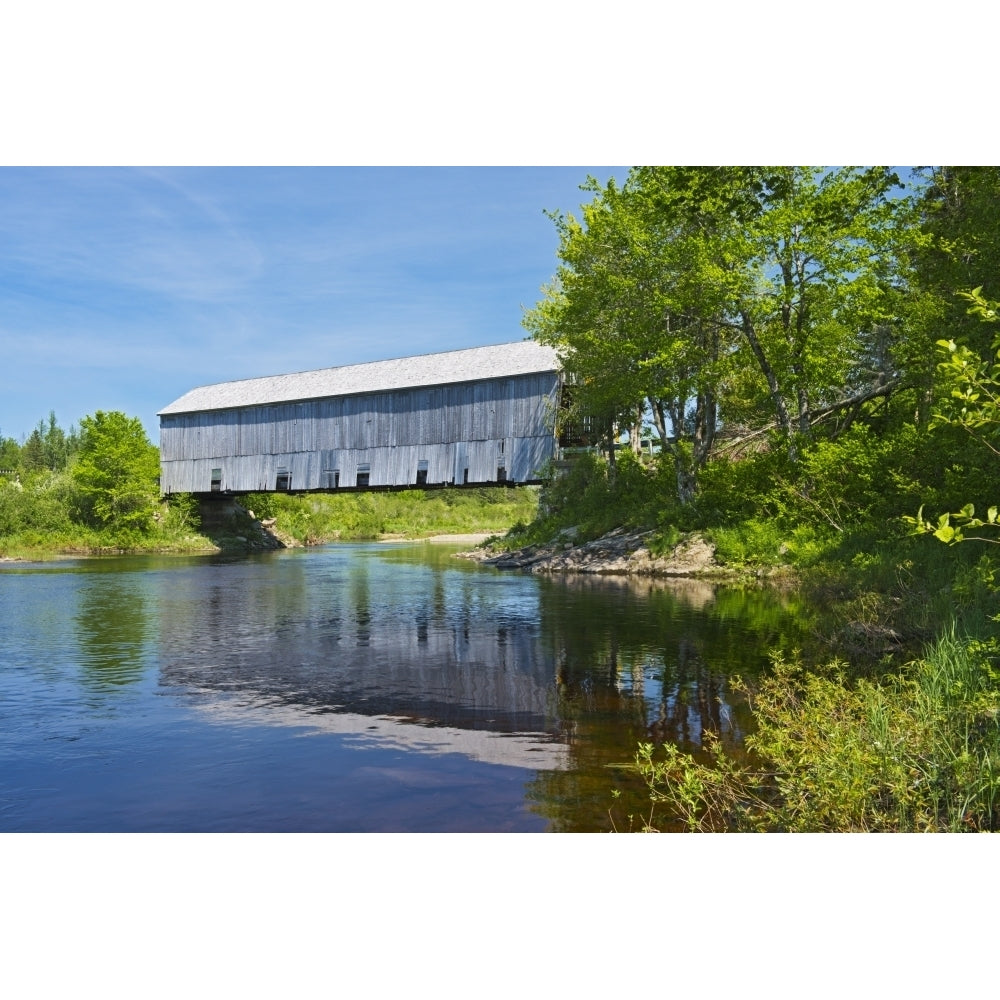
xmin=459 ymin=528 xmax=737 ymax=578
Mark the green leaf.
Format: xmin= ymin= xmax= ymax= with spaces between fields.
xmin=933 ymin=524 xmax=957 ymax=543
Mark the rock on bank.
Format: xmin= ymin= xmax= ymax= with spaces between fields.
xmin=464 ymin=528 xmax=728 ymax=578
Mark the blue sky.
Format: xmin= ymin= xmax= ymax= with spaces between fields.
xmin=1 ymin=5 xmax=982 ymax=449
xmin=0 ymin=167 xmax=627 ymax=442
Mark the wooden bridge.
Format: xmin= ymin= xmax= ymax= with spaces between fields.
xmin=158 ymin=341 xmax=563 ymax=496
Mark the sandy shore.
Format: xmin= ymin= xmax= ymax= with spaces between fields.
xmin=423 ymin=532 xmax=495 ymax=544
xmin=376 ymin=532 xmax=495 ymax=545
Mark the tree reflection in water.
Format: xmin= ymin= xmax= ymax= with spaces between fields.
xmin=527 ymin=575 xmax=817 ymax=832
xmin=2 ymin=546 xmax=822 ymax=830
xmin=74 ymin=576 xmax=150 ymax=694
xmin=151 ymin=551 xmax=818 ymax=827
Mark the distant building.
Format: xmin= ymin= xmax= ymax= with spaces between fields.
xmin=158 ymin=341 xmax=562 ymax=494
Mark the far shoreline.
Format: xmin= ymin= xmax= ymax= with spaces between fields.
xmin=380 ymin=532 xmax=495 ymax=545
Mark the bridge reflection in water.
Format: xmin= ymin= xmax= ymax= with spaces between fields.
xmin=152 ymin=543 xmax=810 ymax=788
xmin=2 ymin=544 xmax=818 ymax=831
xmin=155 ymin=544 xmax=570 ymax=771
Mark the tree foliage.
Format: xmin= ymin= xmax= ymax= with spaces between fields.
xmin=21 ymin=411 xmax=79 ymax=472
xmin=72 ymin=410 xmax=161 ymax=540
xmin=642 ymin=166 xmax=921 ymax=450
xmin=527 ymin=166 xmax=921 ymax=504
xmin=916 ymin=167 xmax=1000 ymax=357
xmin=0 ymin=431 xmax=20 ymax=473
xmin=908 ymin=288 xmax=1000 ymax=545
xmin=1 ymin=411 xmax=79 ymax=475
xmin=524 ymin=176 xmax=728 ymax=502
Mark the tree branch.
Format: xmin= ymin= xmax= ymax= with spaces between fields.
xmin=715 ymin=376 xmax=904 ymax=457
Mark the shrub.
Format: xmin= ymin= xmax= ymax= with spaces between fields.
xmin=635 ymin=628 xmax=1000 ymax=832
xmin=0 ymin=471 xmax=76 ymax=538
xmin=708 ymin=519 xmax=788 ymax=568
xmin=72 ymin=411 xmax=160 ymax=536
xmin=242 ymin=492 xmax=276 ymax=520
xmin=694 ymin=447 xmax=793 ymax=526
xmin=158 ymin=493 xmax=201 ymax=535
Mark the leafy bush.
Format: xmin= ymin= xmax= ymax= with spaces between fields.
xmin=0 ymin=471 xmax=77 ymax=538
xmin=158 ymin=493 xmax=201 ymax=534
xmin=539 ymin=452 xmax=609 ymax=525
xmin=789 ymin=424 xmax=934 ymax=530
xmin=693 ymin=447 xmax=793 ymax=526
xmin=707 ymin=519 xmax=789 ymax=568
xmin=242 ymin=492 xmax=276 ymax=520
xmin=72 ymin=411 xmax=160 ymax=538
xmin=250 ymin=487 xmax=539 ymax=546
xmin=635 ymin=629 xmax=1000 ymax=832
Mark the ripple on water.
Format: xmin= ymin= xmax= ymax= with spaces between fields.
xmin=0 ymin=546 xmax=817 ymax=831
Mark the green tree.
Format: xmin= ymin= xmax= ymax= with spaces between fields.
xmin=527 ymin=167 xmax=919 ymax=508
xmin=636 ymin=166 xmax=917 ymax=461
xmin=0 ymin=431 xmax=19 ymax=473
xmin=16 ymin=411 xmax=78 ymax=473
xmin=72 ymin=410 xmax=161 ymax=541
xmin=916 ymin=167 xmax=1000 ymax=358
xmin=41 ymin=411 xmax=70 ymax=470
xmin=21 ymin=427 xmax=46 ymax=471
xmin=525 ymin=175 xmax=730 ymax=503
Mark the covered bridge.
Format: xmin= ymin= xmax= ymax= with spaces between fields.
xmin=158 ymin=341 xmax=563 ymax=495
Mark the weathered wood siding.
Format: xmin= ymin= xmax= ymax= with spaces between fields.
xmin=160 ymin=371 xmax=560 ymax=493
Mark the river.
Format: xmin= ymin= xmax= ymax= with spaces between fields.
xmin=0 ymin=542 xmax=817 ymax=831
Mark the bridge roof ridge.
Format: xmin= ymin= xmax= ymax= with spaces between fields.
xmin=158 ymin=340 xmax=562 ymax=416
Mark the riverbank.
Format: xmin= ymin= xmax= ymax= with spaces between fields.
xmin=0 ymin=481 xmax=540 ymax=560
xmin=210 ymin=527 xmax=500 ymax=551
xmin=460 ymin=527 xmax=750 ymax=579
xmin=0 ymin=527 xmax=507 ymax=562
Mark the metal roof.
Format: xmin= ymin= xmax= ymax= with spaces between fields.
xmin=158 ymin=340 xmax=561 ymax=416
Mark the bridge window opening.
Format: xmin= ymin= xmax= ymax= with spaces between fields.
xmin=321 ymin=469 xmax=339 ymax=489
xmin=497 ymin=467 xmax=507 ymax=483
xmin=463 ymin=468 xmax=469 ymax=484
xmin=416 ymin=460 xmax=428 ymax=486
xmin=276 ymin=468 xmax=291 ymax=491
xmin=356 ymin=463 xmax=370 ymax=488
xmin=210 ymin=468 xmax=222 ymax=492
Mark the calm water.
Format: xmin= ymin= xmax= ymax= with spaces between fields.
xmin=0 ymin=543 xmax=817 ymax=832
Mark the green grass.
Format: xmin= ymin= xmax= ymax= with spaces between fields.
xmin=238 ymin=487 xmax=540 ymax=545
xmin=0 ymin=484 xmax=539 ymax=558
xmin=0 ymin=482 xmax=215 ymax=558
xmin=633 ymin=627 xmax=1000 ymax=832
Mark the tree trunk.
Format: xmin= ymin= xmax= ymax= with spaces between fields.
xmin=740 ymin=309 xmax=794 ymax=445
xmin=675 ymin=458 xmax=697 ymax=505
xmin=630 ymin=406 xmax=643 ymax=456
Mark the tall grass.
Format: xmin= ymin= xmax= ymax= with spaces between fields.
xmin=635 ymin=627 xmax=1000 ymax=831
xmin=0 ymin=475 xmax=212 ymax=557
xmin=244 ymin=487 xmax=539 ymax=544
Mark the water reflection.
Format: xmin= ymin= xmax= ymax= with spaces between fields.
xmin=1 ymin=546 xmax=820 ymax=830
xmin=154 ymin=548 xmax=564 ymax=769
xmin=74 ymin=578 xmax=149 ymax=691
xmin=525 ymin=574 xmax=815 ymax=830
xmin=536 ymin=573 xmax=805 ymax=743
xmin=152 ymin=547 xmax=815 ymax=789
